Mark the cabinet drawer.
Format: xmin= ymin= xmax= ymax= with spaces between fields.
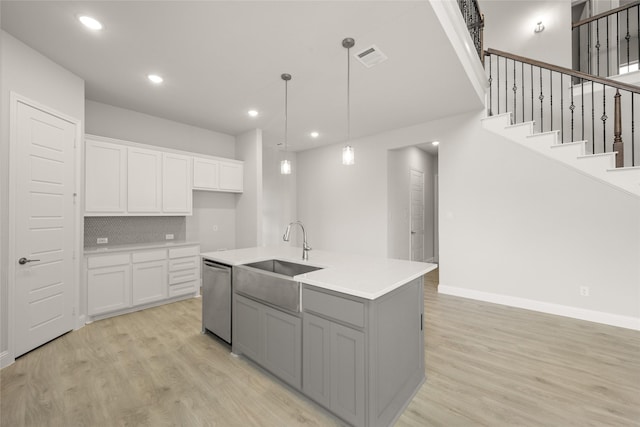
xmin=169 ymin=246 xmax=199 ymax=259
xmin=87 ymin=253 xmax=130 ymax=269
xmin=169 ymin=280 xmax=198 ymax=297
xmin=303 ymin=288 xmax=365 ymax=328
xmin=132 ymin=250 xmax=166 ymax=263
xmin=169 ymin=256 xmax=199 ymax=272
xmin=169 ymin=269 xmax=199 ymax=285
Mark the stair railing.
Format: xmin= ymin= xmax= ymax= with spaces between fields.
xmin=573 ymin=1 xmax=640 ymax=78
xmin=457 ymin=0 xmax=484 ymax=61
xmin=485 ymin=48 xmax=640 ymax=168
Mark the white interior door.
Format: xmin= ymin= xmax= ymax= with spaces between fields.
xmin=13 ymin=99 xmax=76 ymax=357
xmin=410 ymin=170 xmax=425 ymax=262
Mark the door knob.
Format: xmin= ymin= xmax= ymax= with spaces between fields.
xmin=411 ymin=231 xmax=417 ymax=234
xmin=18 ymin=257 xmax=40 ymax=265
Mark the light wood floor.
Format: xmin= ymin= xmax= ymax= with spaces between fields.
xmin=2 ymin=269 xmax=639 ymax=426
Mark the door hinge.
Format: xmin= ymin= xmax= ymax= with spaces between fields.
xmin=73 ymin=192 xmax=77 ymax=205
xmin=420 ymin=313 xmax=423 ymax=331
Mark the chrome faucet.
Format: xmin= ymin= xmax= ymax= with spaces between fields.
xmin=283 ymin=221 xmax=312 ymax=261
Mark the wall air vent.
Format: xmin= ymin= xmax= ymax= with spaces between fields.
xmin=354 ymin=45 xmax=388 ymax=68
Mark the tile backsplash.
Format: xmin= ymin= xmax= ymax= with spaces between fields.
xmin=84 ymin=216 xmax=186 ymax=248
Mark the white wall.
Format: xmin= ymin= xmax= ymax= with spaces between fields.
xmin=235 ymin=129 xmax=263 ymax=249
xmin=296 ymin=122 xmax=446 ymax=257
xmin=438 ymin=110 xmax=640 ymax=323
xmin=85 ymin=100 xmax=238 ymax=252
xmin=85 ymin=100 xmax=235 ymax=157
xmin=262 ymin=147 xmax=297 ymax=247
xmin=387 ymin=147 xmax=437 ymax=261
xmin=0 ymin=31 xmax=85 ymax=360
xmin=481 ymin=0 xmax=572 ymax=68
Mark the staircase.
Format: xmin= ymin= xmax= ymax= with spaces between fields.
xmin=482 ymin=112 xmax=640 ymax=196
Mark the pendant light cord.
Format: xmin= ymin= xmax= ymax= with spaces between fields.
xmin=284 ymin=78 xmax=288 ymax=152
xmin=346 ymin=44 xmax=351 ymax=142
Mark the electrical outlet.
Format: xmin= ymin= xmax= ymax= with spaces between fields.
xmin=97 ymin=238 xmax=108 ymax=244
xmin=212 ymin=225 xmax=218 ymax=232
xmin=165 ymin=234 xmax=174 ymax=240
xmin=580 ymin=286 xmax=590 ymax=297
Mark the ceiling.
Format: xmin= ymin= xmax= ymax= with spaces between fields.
xmin=1 ymin=1 xmax=482 ymax=153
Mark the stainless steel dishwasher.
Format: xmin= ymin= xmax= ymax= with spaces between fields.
xmin=202 ymin=259 xmax=232 ymax=344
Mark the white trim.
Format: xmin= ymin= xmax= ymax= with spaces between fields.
xmin=0 ymin=351 xmax=14 ymax=369
xmin=8 ymin=92 xmax=82 ymax=360
xmin=438 ymin=285 xmax=640 ymax=331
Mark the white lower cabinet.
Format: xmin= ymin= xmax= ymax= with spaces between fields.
xmin=87 ymin=264 xmax=131 ymax=316
xmin=132 ymin=251 xmax=168 ymax=306
xmin=86 ymin=244 xmax=200 ymax=318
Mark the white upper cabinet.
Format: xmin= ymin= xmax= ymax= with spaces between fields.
xmin=127 ymin=147 xmax=162 ymax=213
xmin=85 ymin=139 xmax=127 ymax=214
xmin=84 ymin=135 xmax=243 ymax=216
xmin=193 ymin=157 xmax=243 ymax=193
xmin=162 ymin=153 xmax=192 ymax=214
xmin=219 ymin=160 xmax=244 ymax=192
xmin=193 ymin=157 xmax=219 ymax=190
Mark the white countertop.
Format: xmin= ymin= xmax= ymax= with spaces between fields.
xmin=84 ymin=240 xmax=200 ymax=255
xmin=200 ymin=246 xmax=437 ymax=300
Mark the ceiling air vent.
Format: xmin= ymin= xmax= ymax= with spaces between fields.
xmin=354 ymin=45 xmax=388 ymax=68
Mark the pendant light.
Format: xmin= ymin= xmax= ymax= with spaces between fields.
xmin=280 ymin=73 xmax=292 ymax=175
xmin=342 ymin=37 xmax=355 ymax=166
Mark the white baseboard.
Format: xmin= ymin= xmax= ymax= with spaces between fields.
xmin=438 ymin=285 xmax=640 ymax=331
xmin=0 ymin=351 xmax=14 ymax=369
xmin=75 ymin=314 xmax=87 ymax=330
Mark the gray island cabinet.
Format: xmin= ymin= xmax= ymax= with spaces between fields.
xmin=202 ymin=246 xmax=434 ymax=427
xmin=232 ymin=276 xmax=424 ymax=427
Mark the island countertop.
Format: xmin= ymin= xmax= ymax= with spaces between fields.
xmin=200 ymin=246 xmax=436 ymax=300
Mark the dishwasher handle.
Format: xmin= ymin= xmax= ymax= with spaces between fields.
xmin=203 ymin=260 xmax=231 ymax=271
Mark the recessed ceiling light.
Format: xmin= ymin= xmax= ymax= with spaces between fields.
xmin=432 ymin=141 xmax=440 ymax=146
xmin=310 ymin=131 xmax=320 ymax=138
xmin=248 ymin=110 xmax=259 ymax=117
xmin=78 ymin=15 xmax=103 ymax=30
xmin=147 ymin=74 xmax=163 ymax=84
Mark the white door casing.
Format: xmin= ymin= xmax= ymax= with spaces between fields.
xmin=10 ymin=95 xmax=79 ymax=358
xmin=410 ymin=170 xmax=425 ymax=262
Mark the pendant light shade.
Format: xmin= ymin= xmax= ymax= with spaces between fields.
xmin=342 ymin=145 xmax=355 ymax=165
xmin=280 ymin=73 xmax=292 ymax=175
xmin=342 ymin=37 xmax=355 ymax=166
xmin=280 ymin=159 xmax=292 ymax=175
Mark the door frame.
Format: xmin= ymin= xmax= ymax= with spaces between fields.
xmin=409 ymin=169 xmax=425 ymax=262
xmin=5 ymin=92 xmax=82 ymax=367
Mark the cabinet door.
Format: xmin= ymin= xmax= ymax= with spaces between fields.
xmin=219 ymin=161 xmax=243 ymax=192
xmin=162 ymin=153 xmax=192 ymax=214
xmin=263 ymin=306 xmax=302 ymax=390
xmin=303 ymin=313 xmax=332 ymax=408
xmin=87 ymin=265 xmax=131 ymax=315
xmin=234 ymin=294 xmax=263 ymax=363
xmin=128 ymin=147 xmax=162 ymax=213
xmin=193 ymin=157 xmax=219 ymax=190
xmin=132 ymin=260 xmax=167 ymax=306
xmin=331 ymin=323 xmax=365 ymax=427
xmin=85 ymin=139 xmax=126 ymax=214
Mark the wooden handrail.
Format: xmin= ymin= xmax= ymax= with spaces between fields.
xmin=485 ymin=48 xmax=640 ymax=94
xmin=572 ymin=1 xmax=640 ymax=29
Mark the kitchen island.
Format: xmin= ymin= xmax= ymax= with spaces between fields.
xmin=200 ymin=246 xmax=436 ymax=427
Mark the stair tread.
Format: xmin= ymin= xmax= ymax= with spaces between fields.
xmin=577 ymin=152 xmax=617 ymax=159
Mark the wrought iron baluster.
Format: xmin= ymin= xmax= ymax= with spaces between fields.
xmin=570 ymin=79 xmax=575 ymax=142
xmin=505 ymin=56 xmax=508 ymax=120
xmin=561 ymin=74 xmax=564 ymax=143
xmin=539 ymin=67 xmax=544 ymax=132
xmin=602 ymin=86 xmax=608 ymax=153
xmin=633 ymin=93 xmax=636 ymax=166
xmin=588 ymin=24 xmax=592 ymax=75
xmin=550 ymin=69 xmax=553 ymax=131
xmin=592 ymin=81 xmax=595 ymax=154
xmin=596 ymin=20 xmax=601 ymax=76
xmin=513 ymin=59 xmax=517 ymax=122
xmin=581 ymin=79 xmax=585 ymax=141
xmin=497 ymin=56 xmax=500 ymax=114
xmin=627 ymin=9 xmax=631 ymax=71
xmin=488 ymin=54 xmax=493 ymax=116
xmin=531 ymin=64 xmax=534 ymax=123
xmin=617 ymin=13 xmax=620 ymax=75
xmin=606 ymin=17 xmax=610 ymax=76
xmin=522 ymin=61 xmax=525 ymax=123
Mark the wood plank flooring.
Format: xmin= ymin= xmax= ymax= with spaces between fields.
xmin=2 ymin=268 xmax=639 ymax=426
